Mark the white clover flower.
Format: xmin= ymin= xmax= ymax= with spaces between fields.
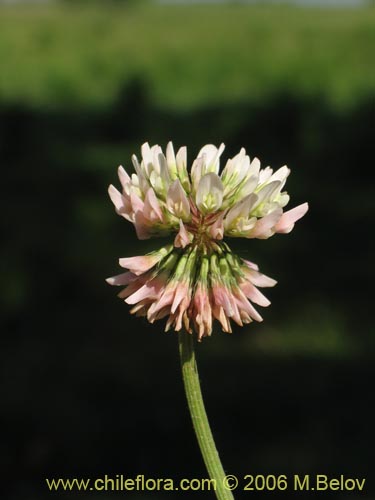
xmin=108 ymin=142 xmax=308 ymax=339
xmin=109 ymin=142 xmax=307 ymax=244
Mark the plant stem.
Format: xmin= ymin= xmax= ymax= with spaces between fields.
xmin=178 ymin=330 xmax=235 ymax=500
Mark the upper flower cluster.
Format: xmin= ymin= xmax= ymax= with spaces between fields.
xmin=109 ymin=142 xmax=308 ymax=249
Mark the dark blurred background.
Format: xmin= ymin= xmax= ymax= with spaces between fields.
xmin=1 ymin=1 xmax=374 ymax=499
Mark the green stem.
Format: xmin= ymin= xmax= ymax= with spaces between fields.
xmin=178 ymin=331 xmax=235 ymax=500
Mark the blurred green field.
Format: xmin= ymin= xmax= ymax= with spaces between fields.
xmin=2 ymin=5 xmax=375 ymax=494
xmin=0 ymin=2 xmax=374 ymax=110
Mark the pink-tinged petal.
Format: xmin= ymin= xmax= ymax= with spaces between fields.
xmin=108 ymin=185 xmax=132 ymax=219
xmin=108 ymin=185 xmax=123 ymax=211
xmin=134 ymin=210 xmax=171 ymax=238
xmin=239 ymin=298 xmax=263 ymax=322
xmin=192 ymin=284 xmax=213 ymax=339
xmin=249 ymin=271 xmax=277 ymax=288
xmin=117 ymin=274 xmax=148 ymax=299
xmin=166 ymin=179 xmax=190 ymax=220
xmin=228 ymin=300 xmax=243 ymax=326
xmin=124 ymin=284 xmax=153 ymax=304
xmin=171 ymin=282 xmax=189 ymax=314
xmin=144 ymin=188 xmax=164 ymax=222
xmin=174 ymin=220 xmax=193 ymax=248
xmin=119 ymin=254 xmax=160 ymax=275
xmin=248 ymin=208 xmax=283 ymax=239
xmin=117 ymin=165 xmax=131 ymax=190
xmin=106 ymin=271 xmax=136 ymax=286
xmin=130 ymin=191 xmax=144 ymax=213
xmin=212 ymin=285 xmax=234 ymax=317
xmin=149 ymin=305 xmax=171 ymax=323
xmin=125 ymin=276 xmax=165 ymax=305
xmin=175 ymin=295 xmax=192 ymax=332
xmin=240 ymin=280 xmax=271 ymax=307
xmin=274 ymin=202 xmax=309 ymax=234
xmin=243 ymin=259 xmax=259 ymax=271
xmin=213 ymin=305 xmax=232 ymax=333
xmin=209 ymin=212 xmax=225 ymax=240
xmin=147 ymin=288 xmax=175 ymax=320
xmin=242 ymin=267 xmax=277 ymax=288
xmin=134 ymin=211 xmax=152 ymax=240
xmin=233 ymin=288 xmax=263 ymax=322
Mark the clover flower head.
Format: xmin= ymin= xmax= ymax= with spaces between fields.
xmin=107 ymin=142 xmax=308 ymax=340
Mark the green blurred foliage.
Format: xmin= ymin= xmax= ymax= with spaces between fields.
xmin=0 ymin=3 xmax=374 ymax=110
